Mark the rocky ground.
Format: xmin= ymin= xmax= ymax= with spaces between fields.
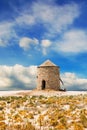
xmin=0 ymin=90 xmax=87 ymax=130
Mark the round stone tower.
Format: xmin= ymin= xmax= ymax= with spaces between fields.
xmin=37 ymin=60 xmax=60 ymax=90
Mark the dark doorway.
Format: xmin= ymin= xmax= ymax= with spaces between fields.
xmin=42 ymin=80 xmax=46 ymax=90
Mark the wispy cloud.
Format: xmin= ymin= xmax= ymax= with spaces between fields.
xmin=0 ymin=0 xmax=82 ymax=56
xmin=19 ymin=37 xmax=51 ymax=55
xmin=55 ymin=30 xmax=87 ymax=54
xmin=19 ymin=28 xmax=87 ymax=55
xmin=19 ymin=37 xmax=39 ymax=50
xmin=16 ymin=1 xmax=80 ymax=37
xmin=14 ymin=1 xmax=81 ymax=55
xmin=41 ymin=40 xmax=51 ymax=48
xmin=41 ymin=39 xmax=51 ymax=55
xmin=0 ymin=22 xmax=16 ymax=46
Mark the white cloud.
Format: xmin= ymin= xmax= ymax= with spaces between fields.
xmin=19 ymin=37 xmax=39 ymax=50
xmin=0 ymin=22 xmax=17 ymax=46
xmin=16 ymin=2 xmax=80 ymax=36
xmin=19 ymin=37 xmax=51 ymax=54
xmin=41 ymin=39 xmax=51 ymax=55
xmin=41 ymin=40 xmax=51 ymax=47
xmin=0 ymin=77 xmax=12 ymax=88
xmin=0 ymin=64 xmax=87 ymax=91
xmin=33 ymin=2 xmax=80 ymax=34
xmin=0 ymin=65 xmax=37 ymax=90
xmin=0 ymin=1 xmax=81 ymax=54
xmin=0 ymin=1 xmax=81 ymax=51
xmin=61 ymin=72 xmax=87 ymax=90
xmin=57 ymin=30 xmax=87 ymax=54
xmin=16 ymin=14 xmax=35 ymax=26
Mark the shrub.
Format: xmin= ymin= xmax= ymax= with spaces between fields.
xmin=80 ymin=113 xmax=87 ymax=128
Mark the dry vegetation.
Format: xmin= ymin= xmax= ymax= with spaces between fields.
xmin=0 ymin=94 xmax=87 ymax=130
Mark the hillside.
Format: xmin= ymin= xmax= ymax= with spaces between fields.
xmin=0 ymin=90 xmax=87 ymax=130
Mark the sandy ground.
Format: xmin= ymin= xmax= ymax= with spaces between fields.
xmin=0 ymin=89 xmax=87 ymax=97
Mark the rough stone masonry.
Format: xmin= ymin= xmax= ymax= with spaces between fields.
xmin=37 ymin=60 xmax=60 ymax=90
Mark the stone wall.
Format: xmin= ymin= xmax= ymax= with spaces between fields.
xmin=37 ymin=66 xmax=60 ymax=90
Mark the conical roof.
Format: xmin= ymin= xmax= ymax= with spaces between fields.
xmin=39 ymin=60 xmax=57 ymax=67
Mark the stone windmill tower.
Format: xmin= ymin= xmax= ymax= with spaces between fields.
xmin=37 ymin=60 xmax=61 ymax=90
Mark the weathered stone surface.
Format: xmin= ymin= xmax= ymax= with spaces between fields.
xmin=37 ymin=60 xmax=60 ymax=90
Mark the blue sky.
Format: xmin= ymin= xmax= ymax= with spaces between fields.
xmin=0 ymin=0 xmax=87 ymax=91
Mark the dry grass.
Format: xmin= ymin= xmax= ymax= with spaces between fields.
xmin=0 ymin=91 xmax=87 ymax=130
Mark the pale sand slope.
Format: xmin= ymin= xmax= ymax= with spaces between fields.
xmin=0 ymin=89 xmax=87 ymax=97
xmin=0 ymin=90 xmax=31 ymax=96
